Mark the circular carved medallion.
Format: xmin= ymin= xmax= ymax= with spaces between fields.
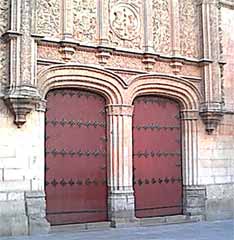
xmin=110 ymin=3 xmax=140 ymax=40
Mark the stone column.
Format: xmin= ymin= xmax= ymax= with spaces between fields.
xmin=4 ymin=0 xmax=41 ymax=127
xmin=59 ymin=0 xmax=76 ymax=61
xmin=181 ymin=110 xmax=206 ymax=217
xmin=106 ymin=105 xmax=136 ymax=226
xmin=62 ymin=0 xmax=73 ymax=39
xmin=142 ymin=0 xmax=156 ymax=71
xmin=199 ymin=0 xmax=224 ymax=133
xmin=96 ymin=0 xmax=112 ymax=65
xmin=169 ymin=0 xmax=183 ymax=75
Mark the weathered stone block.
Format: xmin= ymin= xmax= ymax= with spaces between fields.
xmin=0 ymin=192 xmax=7 ymax=201
xmin=7 ymin=192 xmax=24 ymax=201
xmin=108 ymin=191 xmax=135 ymax=225
xmin=28 ymin=217 xmax=50 ymax=235
xmin=0 ymin=216 xmax=28 ymax=236
xmin=183 ymin=185 xmax=206 ymax=216
xmin=3 ymin=169 xmax=25 ymax=181
xmin=206 ymin=199 xmax=234 ymax=220
xmin=0 ymin=200 xmax=26 ymax=217
xmin=26 ymin=191 xmax=50 ymax=235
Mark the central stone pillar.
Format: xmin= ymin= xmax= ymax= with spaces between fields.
xmin=106 ymin=105 xmax=136 ymax=226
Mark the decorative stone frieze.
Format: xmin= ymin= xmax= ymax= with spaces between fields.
xmin=152 ymin=0 xmax=171 ymax=54
xmin=36 ymin=0 xmax=61 ymax=37
xmin=73 ymin=0 xmax=97 ymax=43
xmin=179 ymin=0 xmax=201 ymax=58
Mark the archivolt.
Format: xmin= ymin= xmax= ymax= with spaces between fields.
xmin=37 ymin=64 xmax=127 ymax=104
xmin=127 ymin=74 xmax=201 ymax=110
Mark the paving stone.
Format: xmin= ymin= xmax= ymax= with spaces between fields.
xmin=0 ymin=220 xmax=233 ymax=240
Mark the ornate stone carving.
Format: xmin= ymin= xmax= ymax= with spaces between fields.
xmin=109 ymin=0 xmax=143 ymax=49
xmin=0 ymin=0 xmax=9 ymax=92
xmin=0 ymin=0 xmax=8 ymax=33
xmin=170 ymin=61 xmax=183 ymax=75
xmin=179 ymin=0 xmax=201 ymax=58
xmin=4 ymin=85 xmax=41 ymax=127
xmin=110 ymin=3 xmax=140 ymax=40
xmin=152 ymin=0 xmax=171 ymax=54
xmin=73 ymin=0 xmax=97 ymax=43
xmin=96 ymin=47 xmax=112 ymax=65
xmin=142 ymin=54 xmax=156 ymax=71
xmin=36 ymin=0 xmax=61 ymax=37
xmin=59 ymin=42 xmax=76 ymax=62
xmin=38 ymin=44 xmax=63 ymax=61
xmin=199 ymin=102 xmax=224 ymax=134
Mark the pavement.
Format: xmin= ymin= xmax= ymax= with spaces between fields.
xmin=0 ymin=219 xmax=234 ymax=240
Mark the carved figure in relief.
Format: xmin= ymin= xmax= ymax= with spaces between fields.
xmin=110 ymin=3 xmax=140 ymax=41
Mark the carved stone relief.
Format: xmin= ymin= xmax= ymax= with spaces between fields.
xmin=36 ymin=0 xmax=61 ymax=37
xmin=0 ymin=0 xmax=9 ymax=92
xmin=73 ymin=0 xmax=97 ymax=43
xmin=38 ymin=45 xmax=63 ymax=61
xmin=108 ymin=0 xmax=143 ymax=49
xmin=179 ymin=0 xmax=201 ymax=58
xmin=152 ymin=0 xmax=171 ymax=54
xmin=107 ymin=53 xmax=144 ymax=71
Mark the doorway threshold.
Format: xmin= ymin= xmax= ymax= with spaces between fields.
xmin=138 ymin=214 xmax=203 ymax=227
xmin=50 ymin=221 xmax=111 ymax=233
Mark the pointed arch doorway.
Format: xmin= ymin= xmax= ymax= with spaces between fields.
xmin=133 ymin=95 xmax=183 ymax=218
xmin=45 ymin=88 xmax=107 ymax=225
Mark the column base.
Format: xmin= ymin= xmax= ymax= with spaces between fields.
xmin=25 ymin=191 xmax=50 ymax=235
xmin=108 ymin=190 xmax=137 ymax=227
xmin=183 ymin=185 xmax=206 ymax=217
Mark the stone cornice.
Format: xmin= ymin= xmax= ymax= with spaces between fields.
xmin=219 ymin=0 xmax=234 ymax=9
xmin=36 ymin=38 xmax=214 ymax=66
xmin=1 ymin=30 xmax=22 ymax=41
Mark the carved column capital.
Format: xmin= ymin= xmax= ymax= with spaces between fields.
xmin=106 ymin=104 xmax=134 ymax=117
xmin=4 ymin=85 xmax=41 ymax=127
xmin=181 ymin=110 xmax=199 ymax=121
xmin=199 ymin=102 xmax=224 ymax=134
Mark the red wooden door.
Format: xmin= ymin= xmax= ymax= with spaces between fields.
xmin=133 ymin=96 xmax=182 ymax=218
xmin=45 ymin=89 xmax=107 ymax=225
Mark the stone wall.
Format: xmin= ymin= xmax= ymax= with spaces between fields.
xmin=221 ymin=5 xmax=234 ymax=111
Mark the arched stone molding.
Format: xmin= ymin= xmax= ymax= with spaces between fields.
xmin=127 ymin=74 xmax=204 ymax=217
xmin=36 ymin=64 xmax=135 ymax=226
xmin=37 ymin=64 xmax=127 ymax=105
xmin=127 ymin=74 xmax=201 ymax=109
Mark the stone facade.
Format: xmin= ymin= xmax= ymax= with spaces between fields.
xmin=0 ymin=0 xmax=233 ymax=236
